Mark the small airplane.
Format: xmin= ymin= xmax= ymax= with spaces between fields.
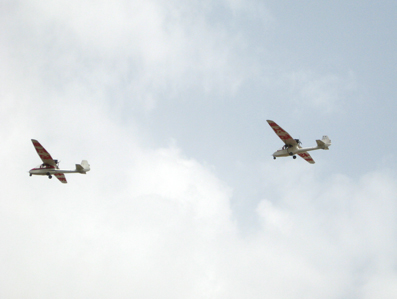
xmin=29 ymin=139 xmax=90 ymax=183
xmin=267 ymin=120 xmax=331 ymax=164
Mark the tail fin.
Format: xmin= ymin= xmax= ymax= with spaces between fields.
xmin=316 ymin=136 xmax=331 ymax=150
xmin=76 ymin=160 xmax=90 ymax=174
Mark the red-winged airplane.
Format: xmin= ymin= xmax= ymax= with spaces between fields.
xmin=267 ymin=120 xmax=331 ymax=164
xmin=29 ymin=139 xmax=90 ymax=183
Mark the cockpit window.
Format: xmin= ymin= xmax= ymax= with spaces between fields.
xmin=39 ymin=164 xmax=54 ymax=169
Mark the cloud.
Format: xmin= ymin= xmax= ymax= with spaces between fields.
xmin=253 ymin=163 xmax=397 ymax=298
xmin=283 ymin=69 xmax=357 ymax=114
xmin=3 ymin=0 xmax=265 ymax=116
xmin=1 ymin=1 xmax=397 ymax=298
xmin=2 ymin=96 xmax=397 ymax=298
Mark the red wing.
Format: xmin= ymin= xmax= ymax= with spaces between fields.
xmin=31 ymin=139 xmax=57 ymax=166
xmin=266 ymin=120 xmax=298 ymax=146
xmin=298 ymin=152 xmax=315 ymax=164
xmin=54 ymin=173 xmax=67 ymax=184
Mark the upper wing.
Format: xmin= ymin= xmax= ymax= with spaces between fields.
xmin=31 ymin=139 xmax=57 ymax=166
xmin=298 ymin=152 xmax=315 ymax=164
xmin=54 ymin=173 xmax=67 ymax=184
xmin=266 ymin=120 xmax=298 ymax=146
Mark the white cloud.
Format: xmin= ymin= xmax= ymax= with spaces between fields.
xmin=1 ymin=1 xmax=397 ymax=298
xmin=251 ymin=164 xmax=397 ymax=298
xmin=2 ymin=97 xmax=397 ymax=298
xmin=284 ymin=70 xmax=357 ymax=113
xmin=3 ymin=0 xmax=262 ymax=116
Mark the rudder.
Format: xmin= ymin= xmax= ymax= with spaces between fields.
xmin=316 ymin=136 xmax=331 ymax=149
xmin=76 ymin=160 xmax=90 ymax=173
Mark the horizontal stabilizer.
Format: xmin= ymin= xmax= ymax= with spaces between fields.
xmin=76 ymin=160 xmax=90 ymax=173
xmin=316 ymin=136 xmax=331 ymax=150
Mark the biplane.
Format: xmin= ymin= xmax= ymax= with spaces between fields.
xmin=29 ymin=139 xmax=90 ymax=183
xmin=267 ymin=120 xmax=331 ymax=164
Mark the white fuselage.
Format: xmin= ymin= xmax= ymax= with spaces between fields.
xmin=29 ymin=164 xmax=85 ymax=175
xmin=29 ymin=168 xmax=82 ymax=176
xmin=29 ymin=160 xmax=90 ymax=178
xmin=273 ymin=145 xmax=320 ymax=157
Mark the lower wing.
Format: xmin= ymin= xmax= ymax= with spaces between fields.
xmin=298 ymin=152 xmax=315 ymax=164
xmin=54 ymin=173 xmax=67 ymax=183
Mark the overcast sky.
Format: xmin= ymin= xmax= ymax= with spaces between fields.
xmin=1 ymin=1 xmax=397 ymax=298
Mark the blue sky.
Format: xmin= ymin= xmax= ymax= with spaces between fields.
xmin=1 ymin=1 xmax=397 ymax=298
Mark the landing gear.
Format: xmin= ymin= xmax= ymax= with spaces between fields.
xmin=288 ymin=152 xmax=293 ymax=156
xmin=293 ymin=155 xmax=296 ymax=159
xmin=273 ymin=156 xmax=276 ymax=160
xmin=47 ymin=172 xmax=52 ymax=179
xmin=29 ymin=173 xmax=32 ymax=177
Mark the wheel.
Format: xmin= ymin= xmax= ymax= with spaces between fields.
xmin=293 ymin=155 xmax=296 ymax=159
xmin=273 ymin=156 xmax=276 ymax=160
xmin=49 ymin=175 xmax=52 ymax=179
xmin=29 ymin=174 xmax=32 ymax=177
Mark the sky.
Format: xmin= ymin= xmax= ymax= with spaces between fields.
xmin=1 ymin=0 xmax=397 ymax=298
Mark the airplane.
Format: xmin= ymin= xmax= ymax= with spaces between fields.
xmin=29 ymin=139 xmax=90 ymax=183
xmin=267 ymin=120 xmax=331 ymax=164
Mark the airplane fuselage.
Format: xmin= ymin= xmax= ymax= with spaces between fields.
xmin=29 ymin=168 xmax=84 ymax=176
xmin=272 ymin=145 xmax=320 ymax=158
